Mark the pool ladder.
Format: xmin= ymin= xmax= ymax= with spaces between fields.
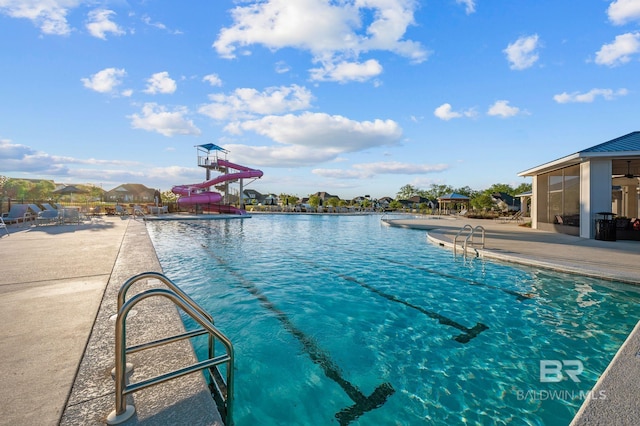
xmin=453 ymin=224 xmax=485 ymax=256
xmin=107 ymin=272 xmax=234 ymax=425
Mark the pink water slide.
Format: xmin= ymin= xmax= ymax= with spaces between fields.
xmin=172 ymin=159 xmax=263 ymax=214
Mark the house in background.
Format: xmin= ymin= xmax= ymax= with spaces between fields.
xmin=518 ymin=131 xmax=640 ymax=239
xmin=105 ymin=183 xmax=157 ymax=203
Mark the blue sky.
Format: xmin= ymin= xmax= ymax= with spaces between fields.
xmin=1 ymin=0 xmax=639 ymax=199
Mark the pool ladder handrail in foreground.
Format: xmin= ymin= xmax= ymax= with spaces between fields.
xmin=107 ymin=271 xmax=234 ymax=426
xmin=453 ymin=224 xmax=485 ymax=256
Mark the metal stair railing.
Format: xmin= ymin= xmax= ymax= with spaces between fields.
xmin=453 ymin=224 xmax=485 ymax=256
xmin=107 ymin=272 xmax=234 ymax=425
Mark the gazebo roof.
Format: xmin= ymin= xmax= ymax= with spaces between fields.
xmin=438 ymin=192 xmax=470 ymax=201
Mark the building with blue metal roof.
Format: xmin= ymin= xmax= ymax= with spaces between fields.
xmin=519 ymin=131 xmax=640 ymax=239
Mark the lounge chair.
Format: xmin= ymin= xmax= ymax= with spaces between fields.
xmin=115 ymin=205 xmax=128 ymax=216
xmin=60 ymin=208 xmax=81 ymax=225
xmin=28 ymin=204 xmax=44 ymax=215
xmin=0 ymin=216 xmax=9 ymax=236
xmin=36 ymin=209 xmax=60 ymax=226
xmin=1 ymin=204 xmax=31 ymax=225
xmin=41 ymin=203 xmax=57 ymax=211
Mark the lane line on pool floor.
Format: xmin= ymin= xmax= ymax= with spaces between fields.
xmin=342 ymin=247 xmax=535 ymax=302
xmin=296 ymin=257 xmax=488 ymax=344
xmin=202 ymin=246 xmax=395 ymax=425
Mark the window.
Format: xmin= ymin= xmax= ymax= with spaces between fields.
xmin=539 ymin=165 xmax=580 ymax=227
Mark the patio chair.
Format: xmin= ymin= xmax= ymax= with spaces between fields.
xmin=41 ymin=203 xmax=57 ymax=211
xmin=60 ymin=208 xmax=81 ymax=225
xmin=1 ymin=204 xmax=31 ymax=225
xmin=115 ymin=205 xmax=128 ymax=216
xmin=28 ymin=204 xmax=44 ymax=215
xmin=0 ymin=216 xmax=9 ymax=236
xmin=36 ymin=209 xmax=60 ymax=226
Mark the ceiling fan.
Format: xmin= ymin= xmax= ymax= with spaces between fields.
xmin=614 ymin=160 xmax=640 ymax=179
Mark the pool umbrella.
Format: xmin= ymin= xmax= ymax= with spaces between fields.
xmin=53 ymin=185 xmax=88 ymax=202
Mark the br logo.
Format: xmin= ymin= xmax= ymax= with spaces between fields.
xmin=540 ymin=360 xmax=584 ymax=383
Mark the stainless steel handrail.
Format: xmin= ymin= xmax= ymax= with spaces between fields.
xmin=454 ymin=224 xmax=485 ymax=256
xmin=453 ymin=224 xmax=473 ymax=255
xmin=108 ymin=274 xmax=234 ymax=425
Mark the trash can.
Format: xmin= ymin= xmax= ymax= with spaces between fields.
xmin=595 ymin=212 xmax=616 ymax=241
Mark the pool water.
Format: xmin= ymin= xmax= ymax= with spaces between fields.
xmin=146 ymin=214 xmax=640 ymax=426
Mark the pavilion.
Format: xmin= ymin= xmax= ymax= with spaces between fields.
xmin=518 ymin=131 xmax=640 ymax=239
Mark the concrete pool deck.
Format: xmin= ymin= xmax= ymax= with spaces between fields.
xmin=0 ymin=213 xmax=638 ymax=425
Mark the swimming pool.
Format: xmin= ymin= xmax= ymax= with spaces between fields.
xmin=147 ymin=214 xmax=640 ymax=425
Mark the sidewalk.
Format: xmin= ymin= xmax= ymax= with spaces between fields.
xmin=0 ymin=216 xmax=220 ymax=426
xmin=383 ymin=215 xmax=640 ymax=284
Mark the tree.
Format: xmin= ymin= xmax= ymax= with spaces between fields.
xmin=4 ymin=179 xmax=33 ymax=199
xmin=389 ymin=199 xmax=402 ymax=210
xmin=396 ymin=184 xmax=417 ymax=200
xmin=422 ymin=184 xmax=453 ymax=200
xmin=486 ymin=183 xmax=514 ymax=195
xmin=470 ymin=191 xmax=494 ymax=210
xmin=279 ymin=193 xmax=299 ymax=206
xmin=162 ymin=190 xmax=178 ymax=203
xmin=308 ymin=194 xmax=320 ymax=208
xmin=326 ymin=197 xmax=340 ymax=207
xmin=33 ymin=180 xmax=56 ymax=200
xmin=514 ymin=182 xmax=532 ymax=195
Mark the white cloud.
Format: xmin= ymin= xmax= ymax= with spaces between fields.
xmin=504 ymin=34 xmax=540 ymax=70
xmin=275 ymin=61 xmax=290 ymax=74
xmin=199 ymin=84 xmax=313 ymax=121
xmin=129 ymin=103 xmax=201 ymax=137
xmin=220 ymin=112 xmax=402 ymax=167
xmin=203 ymin=74 xmax=222 ymax=86
xmin=213 ymin=0 xmax=428 ymax=82
xmin=144 ymin=72 xmax=177 ymax=94
xmin=226 ymin=112 xmax=401 ymax=151
xmin=553 ymin=88 xmax=629 ymax=103
xmin=433 ymin=103 xmax=477 ymax=121
xmin=595 ymin=32 xmax=640 ymax=66
xmin=86 ymin=9 xmax=124 ymax=40
xmin=81 ymin=67 xmax=127 ymax=94
xmin=309 ymin=59 xmax=383 ymax=83
xmin=0 ymin=0 xmax=81 ymax=35
xmin=456 ymin=0 xmax=476 ymax=14
xmin=313 ymin=161 xmax=449 ymax=179
xmin=141 ymin=14 xmax=183 ymax=35
xmin=608 ymin=0 xmax=640 ymax=25
xmin=487 ymin=100 xmax=521 ymax=118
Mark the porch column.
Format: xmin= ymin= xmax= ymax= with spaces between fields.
xmin=580 ymin=159 xmax=612 ymax=239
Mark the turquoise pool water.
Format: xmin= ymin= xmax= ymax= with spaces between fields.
xmin=146 ymin=214 xmax=640 ymax=426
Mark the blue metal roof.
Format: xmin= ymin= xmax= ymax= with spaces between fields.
xmin=438 ymin=192 xmax=469 ymax=200
xmin=580 ymin=131 xmax=640 ymax=153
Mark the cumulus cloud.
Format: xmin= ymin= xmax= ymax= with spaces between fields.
xmin=313 ymin=161 xmax=449 ymax=179
xmin=456 ymin=0 xmax=476 ymax=14
xmin=81 ymin=67 xmax=127 ymax=94
xmin=203 ymin=74 xmax=222 ymax=86
xmin=0 ymin=137 xmax=139 ymax=178
xmin=553 ymin=88 xmax=629 ymax=103
xmin=129 ymin=103 xmax=201 ymax=137
xmin=433 ymin=103 xmax=477 ymax=121
xmin=487 ymin=100 xmax=522 ymax=118
xmin=595 ymin=32 xmax=640 ymax=66
xmin=213 ymin=0 xmax=428 ymax=82
xmin=86 ymin=9 xmax=124 ymax=39
xmin=504 ymin=34 xmax=540 ymax=70
xmin=608 ymin=0 xmax=640 ymax=25
xmin=144 ymin=72 xmax=177 ymax=94
xmin=0 ymin=0 xmax=80 ymax=35
xmin=219 ymin=112 xmax=402 ymax=167
xmin=309 ymin=59 xmax=383 ymax=83
xmin=199 ymin=84 xmax=313 ymax=121
xmin=226 ymin=112 xmax=401 ymax=150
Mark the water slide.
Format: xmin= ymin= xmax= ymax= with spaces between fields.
xmin=172 ymin=159 xmax=263 ymax=214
